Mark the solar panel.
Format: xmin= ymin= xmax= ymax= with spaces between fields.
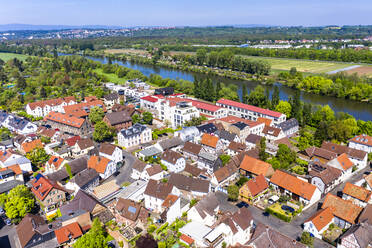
xmin=128 ymin=206 xmax=137 ymax=214
xmin=53 ymin=157 xmax=58 ymax=162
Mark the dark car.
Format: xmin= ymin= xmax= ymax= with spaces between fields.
xmin=236 ymin=201 xmax=249 ymax=208
xmin=262 ymin=211 xmax=270 ymax=217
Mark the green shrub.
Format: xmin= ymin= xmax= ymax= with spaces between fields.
xmin=265 ymin=207 xmax=291 ymax=222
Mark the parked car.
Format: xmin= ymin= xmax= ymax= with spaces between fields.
xmin=236 ymin=201 xmax=249 ymax=208
xmin=0 ymin=208 xmax=4 ymax=215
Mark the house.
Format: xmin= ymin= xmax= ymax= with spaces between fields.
xmin=65 ymin=168 xmax=100 ymax=193
xmin=197 ymin=123 xmax=218 ymax=135
xmin=99 ymin=143 xmax=123 ymax=165
xmin=0 ymin=149 xmax=32 ymax=172
xmin=342 ymin=182 xmax=372 ymax=207
xmin=197 ymin=151 xmax=223 ymax=174
xmin=60 ymin=190 xmax=106 ymax=217
xmin=4 ymin=115 xmax=37 ymax=135
xmin=45 ymin=155 xmax=66 ymax=174
xmin=38 ymin=128 xmax=60 ymax=142
xmin=216 ymin=98 xmax=286 ymax=125
xmin=103 ymin=92 xmax=120 ymax=108
xmin=159 ymin=99 xmax=200 ymax=129
xmin=212 ymin=116 xmax=264 ymax=136
xmin=327 ymin=153 xmax=354 ymax=180
xmin=26 ymin=96 xmax=76 ymax=117
xmin=321 ymin=141 xmax=368 ymax=169
xmin=168 ymin=173 xmax=210 ymax=198
xmin=161 ymin=150 xmax=186 ymax=173
xmin=175 ymin=126 xmax=200 ymax=142
xmin=131 ymin=160 xmax=148 ymax=180
xmin=348 ymin=134 xmax=372 ymax=153
xmin=211 ymin=163 xmax=238 ymax=192
xmin=103 ymin=111 xmax=132 ymax=131
xmin=247 ymin=222 xmax=307 ymax=248
xmin=239 ymin=155 xmax=274 ymax=178
xmin=270 ymin=170 xmax=321 ymax=207
xmin=30 ymin=174 xmax=67 ymax=212
xmin=321 ymin=193 xmax=363 ymax=228
xmin=303 ymin=207 xmax=334 ymax=239
xmin=179 ymin=221 xmax=212 ymax=247
xmin=277 ymin=118 xmax=299 ymax=137
xmin=300 ymin=146 xmax=338 ymax=163
xmin=228 ymin=121 xmax=255 ymax=140
xmin=46 ymin=156 xmax=88 ymax=184
xmin=187 ymin=193 xmax=220 ymax=227
xmin=181 ymin=141 xmax=202 ymax=161
xmin=143 ymin=179 xmax=179 ymax=212
xmin=20 ymin=139 xmax=43 ymax=154
xmin=308 ymin=162 xmax=343 ymax=194
xmin=262 ymin=126 xmax=285 ymax=143
xmin=143 ymin=164 xmax=165 ymax=181
xmin=0 ymin=139 xmax=14 ymax=151
xmin=72 ymin=138 xmax=95 ymax=157
xmin=63 ymin=100 xmax=106 ymax=118
xmin=338 ymin=222 xmax=372 ymax=248
xmin=200 ymin=133 xmax=223 ymax=155
xmin=156 ymin=137 xmax=184 ymax=153
xmin=160 ymin=194 xmax=182 ymax=224
xmin=137 ymin=146 xmax=162 ymax=160
xmin=239 ymin=174 xmax=269 ymax=203
xmin=116 ymin=180 xmax=148 ymax=202
xmin=183 ymin=164 xmax=207 ymax=178
xmin=0 ymin=164 xmax=24 ymax=184
xmin=113 ymin=198 xmax=142 ymax=226
xmin=16 ymin=214 xmax=60 ymax=248
xmin=93 ymin=180 xmax=120 ymax=200
xmin=44 ymin=111 xmax=91 ymax=136
xmin=359 ymin=204 xmax=372 ymax=225
xmin=215 ymin=129 xmax=240 ymax=147
xmin=87 ymin=155 xmax=116 ymax=179
xmin=118 ymin=123 xmax=152 ymax=149
xmin=245 ymin=133 xmax=262 ymax=150
xmin=363 ymin=174 xmax=372 ymax=191
xmin=54 ymin=222 xmax=83 ymax=245
xmin=13 ymin=134 xmax=33 ymax=150
xmin=226 ymin=141 xmax=246 ymax=156
xmin=155 ymin=87 xmax=174 ymax=96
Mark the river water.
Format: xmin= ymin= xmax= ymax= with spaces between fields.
xmin=67 ymin=54 xmax=372 ymax=121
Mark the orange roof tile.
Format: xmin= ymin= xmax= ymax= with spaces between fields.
xmin=336 ymin=153 xmax=354 ymax=170
xmin=257 ymin=117 xmax=273 ymax=127
xmin=349 ymin=134 xmax=372 ymax=146
xmin=201 ymin=133 xmax=219 ymax=148
xmin=54 ymin=222 xmax=83 ymax=244
xmin=215 ymin=115 xmax=262 ymax=127
xmin=88 ymin=156 xmax=111 ymax=174
xmin=322 ymin=193 xmax=363 ymax=224
xmin=245 ymin=174 xmax=269 ymax=197
xmin=47 ymin=156 xmax=64 ymax=170
xmin=305 ymin=207 xmax=334 ymax=232
xmin=270 ymin=170 xmax=317 ymax=201
xmin=365 ymin=174 xmax=372 ymax=189
xmin=45 ymin=112 xmax=85 ymax=128
xmin=161 ymin=194 xmax=179 ymax=208
xmin=31 ymin=175 xmax=67 ymax=201
xmin=342 ymin=182 xmax=372 ymax=202
xmin=64 ymin=100 xmax=106 ymax=118
xmin=0 ymin=164 xmax=22 ymax=175
xmin=180 ymin=234 xmax=194 ymax=245
xmin=21 ymin=139 xmax=43 ymax=153
xmin=27 ymin=96 xmax=76 ymax=110
xmin=239 ymin=155 xmax=273 ymax=177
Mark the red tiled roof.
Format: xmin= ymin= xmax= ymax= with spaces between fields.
xmin=47 ymin=156 xmax=64 ymax=170
xmin=0 ymin=164 xmax=22 ymax=175
xmin=201 ymin=133 xmax=219 ymax=148
xmin=54 ymin=222 xmax=83 ymax=244
xmin=141 ymin=95 xmax=159 ymax=103
xmin=27 ymin=96 xmax=76 ymax=110
xmin=343 ymin=182 xmax=372 ymax=202
xmin=64 ymin=100 xmax=106 ymax=118
xmin=305 ymin=207 xmax=334 ymax=232
xmin=214 ymin=115 xmax=262 ymax=127
xmin=217 ymin=98 xmax=283 ymax=118
xmin=335 ymin=153 xmax=354 ymax=171
xmin=349 ymin=134 xmax=372 ymax=146
xmin=239 ymin=155 xmax=273 ymax=177
xmin=245 ymin=174 xmax=269 ymax=197
xmin=21 ymin=139 xmax=43 ymax=153
xmin=190 ymin=99 xmax=222 ymax=112
xmin=322 ymin=193 xmax=363 ymax=224
xmin=88 ymin=156 xmax=111 ymax=174
xmin=161 ymin=194 xmax=179 ymax=208
xmin=45 ymin=112 xmax=85 ymax=128
xmin=31 ymin=175 xmax=66 ymax=201
xmin=65 ymin=135 xmax=81 ymax=146
xmin=180 ymin=234 xmax=194 ymax=245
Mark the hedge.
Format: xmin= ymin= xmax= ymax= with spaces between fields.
xmin=265 ymin=207 xmax=292 ymax=222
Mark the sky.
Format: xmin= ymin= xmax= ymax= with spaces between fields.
xmin=0 ymin=0 xmax=371 ymax=27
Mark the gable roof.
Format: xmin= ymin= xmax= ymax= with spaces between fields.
xmin=115 ymin=198 xmax=141 ymax=221
xmin=88 ymin=156 xmax=111 ymax=174
xmin=47 ymin=156 xmax=64 ymax=170
xmin=228 ymin=141 xmax=246 ymax=153
xmin=69 ymin=168 xmax=99 ymax=188
xmin=305 ymin=207 xmax=334 ymax=232
xmin=182 ymin=142 xmax=202 ymax=155
xmin=239 ymin=155 xmax=273 ymax=176
xmin=60 ymin=190 xmax=104 ymax=216
xmin=39 ymin=128 xmax=58 ymax=138
xmin=339 ymin=222 xmax=372 ymax=248
xmin=45 ymin=111 xmax=85 ymax=128
xmin=245 ymin=133 xmax=262 ymax=144
xmin=54 ymin=222 xmax=83 ymax=244
xmin=304 ymin=146 xmax=338 ymax=161
xmin=120 ymin=123 xmax=148 ymax=139
xmin=46 ymin=156 xmax=88 ymax=182
xmin=0 ymin=164 xmax=22 ymax=175
xmin=213 ymin=163 xmax=238 ymax=183
xmin=277 ymin=118 xmax=299 ymax=132
xmin=104 ymin=92 xmax=119 ymax=101
xmin=343 ymin=182 xmax=372 ymax=203
xmin=216 ymin=129 xmax=237 ymax=142
xmin=31 ymin=174 xmax=67 ymax=201
xmin=144 ymin=179 xmax=174 ymax=200
xmin=321 ymin=141 xmax=367 ymax=160
xmin=322 ymin=193 xmax=363 ymax=224
xmin=359 ymin=204 xmax=372 ymax=225
xmin=245 ymin=174 xmax=269 ymax=197
xmin=77 ymin=138 xmax=94 ymax=150
xmin=64 ymin=100 xmax=106 ymax=118
xmin=308 ymin=163 xmax=342 ymax=185
xmin=262 ymin=126 xmax=282 ymax=137
xmin=132 ymin=159 xmax=147 ymax=172
xmin=270 ymin=170 xmax=317 ymax=201
xmin=201 ymin=133 xmax=219 ymax=148
xmin=21 ymin=139 xmax=43 ymax=153
xmin=349 ymin=134 xmax=372 ymax=147
xmin=365 ymin=173 xmax=372 ymax=189
xmin=197 ymin=123 xmax=218 ymax=134
xmin=146 ymin=164 xmax=163 ymax=176
xmin=257 ymin=117 xmax=273 ymax=127
xmin=193 ymin=193 xmax=219 ymax=219
xmin=16 ymin=214 xmax=46 ymax=248
xmin=168 ymin=173 xmax=210 ymax=193
xmin=330 ymin=153 xmax=354 ymax=171
xmin=99 ymin=143 xmax=118 ymax=156
xmin=65 ymin=135 xmax=81 ymax=147
xmin=161 ymin=150 xmax=183 ymax=165
xmin=161 ymin=194 xmax=179 ymax=208
xmin=27 ymin=96 xmax=76 ymax=110
xmin=183 ymin=164 xmax=206 ymax=177
xmin=104 ymin=111 xmax=132 ymax=125
xmin=217 ymin=99 xmax=283 ymax=118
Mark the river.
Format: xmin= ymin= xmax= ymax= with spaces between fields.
xmin=64 ymin=54 xmax=372 ymax=121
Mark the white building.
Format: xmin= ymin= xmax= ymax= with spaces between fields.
xmin=160 ymin=100 xmax=199 ymax=129
xmin=160 ymin=150 xmax=186 ymax=173
xmin=303 ymin=207 xmax=334 ymax=239
xmin=1 ymin=114 xmax=37 ymax=135
xmin=99 ymin=143 xmax=123 ymax=165
xmin=348 ymin=134 xmax=372 ymax=154
xmin=25 ymin=96 xmax=76 ymax=117
xmin=118 ymin=123 xmax=152 ymax=149
xmin=143 ymin=179 xmax=180 ymax=213
xmin=87 ymin=156 xmax=116 ymax=180
xmin=0 ymin=149 xmax=32 ymax=172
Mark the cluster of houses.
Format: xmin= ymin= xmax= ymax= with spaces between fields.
xmin=0 ymin=81 xmax=370 ymax=248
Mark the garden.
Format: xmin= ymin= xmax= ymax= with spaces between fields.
xmin=265 ymin=196 xmax=303 ymax=222
xmin=322 ymin=223 xmax=343 ymax=246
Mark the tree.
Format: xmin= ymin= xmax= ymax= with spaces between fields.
xmin=141 ymin=112 xmax=153 ymax=125
xmin=290 ymin=90 xmax=302 ymax=122
xmin=275 ymin=101 xmax=292 ymax=118
xmin=215 ymin=81 xmax=222 ymax=100
xmin=39 ymin=87 xmax=47 ymax=98
xmin=132 ymin=114 xmax=141 ymax=124
xmin=247 ymin=85 xmax=268 ymax=108
xmin=219 ymin=154 xmax=231 ymax=166
xmin=3 ymin=185 xmax=35 ymax=222
xmin=26 ymin=148 xmax=50 ymax=168
xmin=73 ymin=218 xmax=109 ymax=248
xmin=89 ymin=106 xmax=105 ymax=124
xmin=276 ymin=144 xmax=297 ymax=169
xmin=242 ymin=84 xmax=248 ymax=104
xmin=196 ymin=48 xmax=207 ymax=65
xmin=184 ymin=116 xmax=207 ymax=127
xmin=289 ymin=67 xmax=297 ymax=77
xmin=259 ymin=137 xmax=268 ymax=161
xmin=300 ymin=231 xmax=314 ymax=247
xmin=16 ymin=76 xmax=26 ymax=90
xmin=271 ymin=86 xmax=280 ymax=108
xmin=227 ymin=185 xmax=239 ymax=201
xmin=93 ymin=121 xmax=114 ymax=142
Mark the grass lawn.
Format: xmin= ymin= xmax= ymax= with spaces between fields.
xmin=269 ymin=202 xmax=290 ymax=216
xmin=0 ymin=52 xmax=29 ymax=62
xmin=93 ymin=68 xmax=128 ymax=84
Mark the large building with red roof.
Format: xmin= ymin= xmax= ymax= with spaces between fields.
xmin=44 ymin=112 xmax=91 ymax=136
xmin=26 ymin=96 xmax=76 ymax=117
xmin=348 ymin=134 xmax=372 ymax=153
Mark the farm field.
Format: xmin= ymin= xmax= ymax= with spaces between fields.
xmin=0 ymin=52 xmax=29 ymax=61
xmin=345 ymin=66 xmax=372 ymax=76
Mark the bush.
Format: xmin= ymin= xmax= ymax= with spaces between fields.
xmin=236 ymin=176 xmax=249 ymax=187
xmin=147 ymin=224 xmax=157 ymax=234
xmin=265 ymin=207 xmax=291 ymax=222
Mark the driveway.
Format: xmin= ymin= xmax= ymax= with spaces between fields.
xmin=0 ymin=219 xmax=20 ymax=248
xmin=115 ymin=150 xmax=136 ymax=186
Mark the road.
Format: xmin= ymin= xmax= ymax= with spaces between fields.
xmin=0 ymin=219 xmax=19 ymax=248
xmin=115 ymin=150 xmax=136 ymax=186
xmin=246 ymin=165 xmax=371 ymax=248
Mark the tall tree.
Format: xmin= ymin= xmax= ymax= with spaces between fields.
xmin=242 ymin=84 xmax=248 ymax=104
xmin=271 ymin=85 xmax=280 ymax=107
xmin=89 ymin=106 xmax=105 ymax=124
xmin=259 ymin=137 xmax=268 ymax=161
xmin=215 ymin=81 xmax=222 ymax=100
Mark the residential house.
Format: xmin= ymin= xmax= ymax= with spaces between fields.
xmin=159 ymin=100 xmax=200 ymax=129
xmin=187 ymin=193 xmax=220 ymax=227
xmin=0 ymin=139 xmax=14 ymax=151
xmin=300 ymin=146 xmax=338 ymax=164
xmin=26 ymin=96 xmax=76 ymax=117
xmin=0 ymin=149 xmax=32 ymax=172
xmin=31 ymin=174 xmax=67 ymax=212
xmin=212 ymin=116 xmax=264 ymax=136
xmin=38 ymin=128 xmax=60 ymax=142
xmin=183 ymin=164 xmax=207 ymax=179
xmin=131 ymin=160 xmax=148 ymax=180
xmin=20 ymin=139 xmax=43 ymax=154
xmin=197 ymin=151 xmax=223 ymax=174
xmin=245 ymin=133 xmax=262 ymax=150
xmin=72 ymin=138 xmax=95 ymax=157
xmin=239 ymin=155 xmax=274 ymax=178
xmin=63 ymin=100 xmax=106 ymax=118
xmin=116 ymin=180 xmax=148 ymax=202
xmin=113 ymin=198 xmax=142 ymax=226
xmin=160 ymin=194 xmax=182 ymax=224
xmin=228 ymin=121 xmax=254 ymax=140
xmin=277 ymin=118 xmax=299 ymax=137
xmin=200 ymin=133 xmax=223 ymax=155
xmin=103 ymin=92 xmax=120 ymax=108
xmin=179 ymin=221 xmax=212 ymax=247
xmin=143 ymin=179 xmax=179 ymax=213
xmin=99 ymin=143 xmax=123 ymax=165
xmin=328 ymin=153 xmax=355 ymax=180
xmin=309 ymin=162 xmax=343 ymax=194
xmin=0 ymin=164 xmax=24 ymax=184
xmin=65 ymin=168 xmax=100 ymax=193
xmin=156 ymin=137 xmax=184 ymax=153
xmin=262 ymin=126 xmax=285 ymax=143
xmin=226 ymin=141 xmax=246 ymax=156
xmin=93 ymin=180 xmax=120 ymax=201
xmin=118 ymin=123 xmax=152 ymax=149
xmin=359 ymin=204 xmax=372 ymax=225
xmin=13 ymin=134 xmax=33 ymax=150
xmin=54 ymin=222 xmax=83 ymax=246
xmin=338 ymin=222 xmax=372 ymax=248
xmin=103 ymin=111 xmax=132 ymax=131
xmin=322 ymin=193 xmax=363 ymax=229
xmin=321 ymin=141 xmax=368 ymax=169
xmin=44 ymin=112 xmax=91 ymax=136
xmin=45 ymin=155 xmax=66 ymax=174
xmin=215 ymin=129 xmax=240 ymax=148
xmin=239 ymin=174 xmax=269 ymax=203
xmin=270 ymin=170 xmax=321 ymax=207
xmin=168 ymin=173 xmax=210 ymax=198
xmin=216 ymin=98 xmax=286 ymax=125
xmin=137 ymin=146 xmax=162 ymax=160
xmin=88 ymin=155 xmax=116 ymax=180
xmin=348 ymin=134 xmax=372 ymax=154
xmin=161 ymin=150 xmax=186 ymax=173
xmin=175 ymin=126 xmax=200 ymax=142
xmin=47 ymin=156 xmax=88 ymax=184
xmin=303 ymin=207 xmax=334 ymax=239
xmin=210 ymin=163 xmax=238 ymax=192
xmin=197 ymin=123 xmax=218 ymax=135
xmin=363 ymin=174 xmax=372 ymax=191
xmin=181 ymin=141 xmax=202 ymax=161
xmin=342 ymin=182 xmax=372 ymax=207
xmin=1 ymin=114 xmax=37 ymax=135
xmin=143 ymin=164 xmax=165 ymax=181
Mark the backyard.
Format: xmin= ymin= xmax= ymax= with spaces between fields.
xmin=265 ymin=197 xmax=303 ymax=222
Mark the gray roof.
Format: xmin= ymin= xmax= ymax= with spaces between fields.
xmin=120 ymin=123 xmax=148 ymax=139
xmin=231 ymin=121 xmax=248 ymax=130
xmin=105 ymin=111 xmax=132 ymax=125
xmin=47 ymin=156 xmax=88 ymax=182
xmin=104 ymin=92 xmax=119 ymax=101
xmin=0 ymin=139 xmax=13 ymax=147
xmin=139 ymin=146 xmax=162 ymax=157
xmin=0 ymin=180 xmax=23 ymax=194
xmin=197 ymin=123 xmax=217 ymax=134
xmin=117 ymin=180 xmax=148 ymax=199
xmin=193 ymin=193 xmax=219 ymax=218
xmin=6 ymin=115 xmax=32 ymax=131
xmin=246 ymin=133 xmax=262 ymax=144
xmin=168 ymin=173 xmax=210 ymax=193
xmin=70 ymin=168 xmax=99 ymax=188
xmin=277 ymin=118 xmax=299 ymax=132
xmin=158 ymin=137 xmax=183 ymax=150
xmin=339 ymin=222 xmax=372 ymax=248
xmin=198 ymin=151 xmax=218 ymax=162
xmin=60 ymin=190 xmax=105 ymax=216
xmin=3 ymin=157 xmax=31 ymax=167
xmin=216 ymin=130 xmax=237 ymax=142
xmin=0 ymin=111 xmax=9 ymax=123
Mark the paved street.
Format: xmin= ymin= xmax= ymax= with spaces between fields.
xmin=0 ymin=219 xmax=19 ymax=248
xmin=115 ymin=150 xmax=136 ymax=186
